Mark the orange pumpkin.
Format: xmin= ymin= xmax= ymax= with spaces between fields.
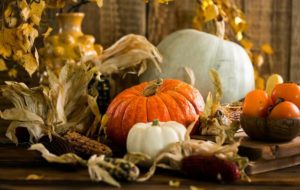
xmin=106 ymin=79 xmax=205 ymax=147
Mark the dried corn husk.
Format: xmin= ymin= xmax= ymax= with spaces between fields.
xmin=0 ymin=82 xmax=56 ymax=144
xmin=29 ymin=143 xmax=140 ymax=187
xmin=93 ymin=34 xmax=162 ymax=76
xmin=0 ymin=63 xmax=100 ymax=144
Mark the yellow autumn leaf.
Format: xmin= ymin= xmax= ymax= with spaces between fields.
xmin=16 ymin=23 xmax=39 ymax=53
xmin=201 ymin=0 xmax=214 ymax=10
xmin=0 ymin=59 xmax=8 ymax=71
xmin=19 ymin=0 xmax=30 ymax=22
xmin=261 ymin=43 xmax=273 ymax=55
xmin=21 ymin=53 xmax=39 ymax=76
xmin=236 ymin=31 xmax=243 ymax=41
xmin=0 ymin=41 xmax=13 ymax=59
xmin=204 ymin=4 xmax=219 ymax=22
xmin=8 ymin=68 xmax=18 ymax=78
xmin=30 ymin=0 xmax=46 ymax=26
xmin=4 ymin=4 xmax=18 ymax=28
xmin=240 ymin=39 xmax=253 ymax=50
xmin=43 ymin=27 xmax=53 ymax=39
xmin=253 ymin=54 xmax=264 ymax=68
xmin=90 ymin=0 xmax=103 ymax=7
xmin=13 ymin=50 xmax=24 ymax=62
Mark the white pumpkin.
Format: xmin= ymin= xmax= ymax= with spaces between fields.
xmin=140 ymin=29 xmax=255 ymax=103
xmin=126 ymin=120 xmax=186 ymax=159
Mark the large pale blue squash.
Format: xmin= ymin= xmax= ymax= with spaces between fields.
xmin=140 ymin=29 xmax=255 ymax=103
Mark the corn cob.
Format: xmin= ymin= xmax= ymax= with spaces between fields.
xmin=39 ymin=135 xmax=75 ymax=156
xmin=181 ymin=154 xmax=241 ymax=181
xmin=99 ymin=157 xmax=140 ymax=181
xmin=64 ymin=131 xmax=112 ymax=157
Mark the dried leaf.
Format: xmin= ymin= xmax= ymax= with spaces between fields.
xmin=89 ymin=0 xmax=103 ymax=8
xmin=19 ymin=0 xmax=30 ymax=22
xmin=8 ymin=69 xmax=18 ymax=78
xmin=0 ymin=108 xmax=44 ymax=123
xmin=6 ymin=122 xmax=44 ymax=144
xmin=0 ymin=31 xmax=13 ymax=58
xmin=203 ymin=92 xmax=213 ymax=118
xmin=42 ymin=27 xmax=53 ymax=39
xmin=0 ymin=81 xmax=55 ymax=143
xmin=26 ymin=174 xmax=44 ymax=180
xmin=86 ymin=95 xmax=102 ymax=137
xmin=30 ymin=0 xmax=46 ymax=25
xmin=22 ymin=53 xmax=39 ymax=76
xmin=209 ymin=69 xmax=222 ymax=114
xmin=94 ymin=34 xmax=162 ymax=76
xmin=169 ymin=180 xmax=181 ymax=187
xmin=253 ymin=54 xmax=264 ymax=68
xmin=261 ymin=43 xmax=273 ymax=55
xmin=4 ymin=4 xmax=18 ymax=28
xmin=29 ymin=144 xmax=86 ymax=165
xmin=0 ymin=59 xmax=8 ymax=71
xmin=190 ymin=186 xmax=205 ymax=190
xmin=240 ymin=39 xmax=253 ymax=50
xmin=16 ymin=23 xmax=38 ymax=53
xmin=204 ymin=4 xmax=219 ymax=22
xmin=184 ymin=67 xmax=195 ymax=86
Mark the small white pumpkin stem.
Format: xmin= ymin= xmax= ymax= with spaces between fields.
xmin=152 ymin=119 xmax=160 ymax=126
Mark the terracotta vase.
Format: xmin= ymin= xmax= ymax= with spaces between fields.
xmin=39 ymin=13 xmax=103 ymax=75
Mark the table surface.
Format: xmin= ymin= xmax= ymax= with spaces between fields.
xmin=0 ymin=142 xmax=300 ymax=190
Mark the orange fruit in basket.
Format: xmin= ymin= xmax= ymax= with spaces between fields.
xmin=271 ymin=83 xmax=300 ymax=108
xmin=269 ymin=101 xmax=300 ymax=119
xmin=242 ymin=90 xmax=273 ymax=117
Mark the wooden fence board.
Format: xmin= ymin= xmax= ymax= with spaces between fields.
xmin=290 ymin=0 xmax=300 ymax=83
xmin=82 ymin=0 xmax=146 ymax=49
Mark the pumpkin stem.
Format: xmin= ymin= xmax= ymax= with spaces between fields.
xmin=152 ymin=119 xmax=160 ymax=126
xmin=143 ymin=79 xmax=163 ymax=97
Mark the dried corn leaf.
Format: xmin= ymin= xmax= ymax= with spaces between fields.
xmin=184 ymin=67 xmax=196 ymax=86
xmin=29 ymin=144 xmax=121 ymax=187
xmin=93 ymin=34 xmax=162 ymax=76
xmin=86 ymin=95 xmax=102 ymax=137
xmin=47 ymin=63 xmax=95 ymax=134
xmin=29 ymin=144 xmax=86 ymax=165
xmin=0 ymin=82 xmax=55 ymax=143
xmin=0 ymin=108 xmax=44 ymax=123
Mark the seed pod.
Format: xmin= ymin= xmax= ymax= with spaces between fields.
xmin=64 ymin=131 xmax=112 ymax=157
xmin=181 ymin=154 xmax=241 ymax=181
